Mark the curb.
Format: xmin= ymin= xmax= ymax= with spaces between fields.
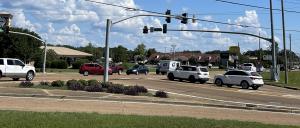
xmin=0 ymin=93 xmax=299 ymax=114
xmin=265 ymin=83 xmax=300 ymax=90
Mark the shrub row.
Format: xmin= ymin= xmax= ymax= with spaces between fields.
xmin=19 ymin=80 xmax=167 ymax=98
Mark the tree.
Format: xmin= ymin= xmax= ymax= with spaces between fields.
xmin=134 ymin=43 xmax=146 ymax=56
xmin=111 ymin=45 xmax=128 ymax=63
xmin=188 ymin=56 xmax=198 ymax=66
xmin=0 ymin=27 xmax=43 ymax=62
xmin=146 ymin=48 xmax=157 ymax=58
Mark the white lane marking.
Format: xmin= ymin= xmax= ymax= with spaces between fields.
xmin=147 ymin=88 xmax=300 ymax=110
xmin=0 ymin=95 xmax=299 ymax=116
xmin=282 ymin=95 xmax=300 ymax=99
xmin=42 ymin=89 xmax=53 ymax=96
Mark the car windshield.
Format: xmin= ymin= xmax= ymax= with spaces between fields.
xmin=133 ymin=65 xmax=140 ymax=69
xmin=251 ymin=72 xmax=261 ymax=76
xmin=200 ymin=68 xmax=208 ymax=72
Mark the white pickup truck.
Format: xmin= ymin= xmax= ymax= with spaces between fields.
xmin=0 ymin=58 xmax=36 ymax=81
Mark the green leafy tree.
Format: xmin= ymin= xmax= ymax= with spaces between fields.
xmin=134 ymin=43 xmax=146 ymax=56
xmin=0 ymin=27 xmax=43 ymax=62
xmin=146 ymin=48 xmax=157 ymax=58
xmin=111 ymin=45 xmax=128 ymax=63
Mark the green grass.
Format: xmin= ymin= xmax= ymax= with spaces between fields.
xmin=262 ymin=71 xmax=300 ymax=88
xmin=0 ymin=111 xmax=298 ymax=128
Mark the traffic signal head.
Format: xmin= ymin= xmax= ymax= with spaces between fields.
xmin=181 ymin=13 xmax=188 ymax=24
xmin=163 ymin=24 xmax=167 ymax=34
xmin=143 ymin=26 xmax=148 ymax=34
xmin=165 ymin=10 xmax=171 ymax=23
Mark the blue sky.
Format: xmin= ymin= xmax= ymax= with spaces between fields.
xmin=1 ymin=0 xmax=300 ymax=53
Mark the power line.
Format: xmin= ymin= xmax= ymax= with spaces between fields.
xmin=85 ymin=0 xmax=300 ymax=33
xmin=215 ymin=0 xmax=300 ymax=14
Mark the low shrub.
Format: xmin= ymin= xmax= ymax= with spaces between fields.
xmin=40 ymin=81 xmax=50 ymax=86
xmin=84 ymin=80 xmax=102 ymax=92
xmin=134 ymin=85 xmax=148 ymax=93
xmin=66 ymin=80 xmax=83 ymax=91
xmin=107 ymin=84 xmax=124 ymax=94
xmin=84 ymin=85 xmax=102 ymax=92
xmin=101 ymin=82 xmax=113 ymax=88
xmin=154 ymin=91 xmax=168 ymax=98
xmin=51 ymin=60 xmax=68 ymax=69
xmin=51 ymin=80 xmax=65 ymax=87
xmin=78 ymin=79 xmax=88 ymax=87
xmin=19 ymin=81 xmax=34 ymax=88
xmin=124 ymin=86 xmax=138 ymax=96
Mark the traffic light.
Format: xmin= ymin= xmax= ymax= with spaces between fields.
xmin=143 ymin=26 xmax=148 ymax=34
xmin=163 ymin=24 xmax=167 ymax=34
xmin=181 ymin=13 xmax=188 ymax=24
xmin=165 ymin=10 xmax=171 ymax=23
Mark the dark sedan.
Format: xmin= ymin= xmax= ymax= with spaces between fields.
xmin=126 ymin=65 xmax=149 ymax=75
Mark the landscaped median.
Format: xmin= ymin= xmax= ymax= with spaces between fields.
xmin=19 ymin=80 xmax=168 ymax=98
xmin=262 ymin=71 xmax=300 ymax=90
xmin=0 ymin=110 xmax=299 ymax=128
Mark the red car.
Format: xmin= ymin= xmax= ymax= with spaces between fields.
xmin=79 ymin=63 xmax=112 ymax=76
xmin=110 ymin=64 xmax=124 ymax=75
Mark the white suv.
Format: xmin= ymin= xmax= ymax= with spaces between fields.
xmin=0 ymin=58 xmax=36 ymax=81
xmin=214 ymin=70 xmax=264 ymax=90
xmin=241 ymin=63 xmax=256 ymax=72
xmin=167 ymin=66 xmax=210 ymax=84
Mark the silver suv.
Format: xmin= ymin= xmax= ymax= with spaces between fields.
xmin=167 ymin=65 xmax=210 ymax=84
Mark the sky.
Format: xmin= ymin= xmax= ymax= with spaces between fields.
xmin=0 ymin=0 xmax=300 ymax=53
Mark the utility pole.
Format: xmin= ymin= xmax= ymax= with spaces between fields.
xmin=281 ymin=0 xmax=288 ymax=84
xmin=259 ymin=32 xmax=261 ymax=61
xmin=103 ymin=19 xmax=111 ymax=82
xmin=269 ymin=0 xmax=278 ymax=81
xmin=171 ymin=44 xmax=176 ymax=60
xmin=289 ymin=34 xmax=292 ymax=68
xmin=43 ymin=41 xmax=47 ymax=74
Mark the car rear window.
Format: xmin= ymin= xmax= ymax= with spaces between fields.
xmin=0 ymin=59 xmax=3 ymax=65
xmin=251 ymin=72 xmax=261 ymax=76
xmin=200 ymin=68 xmax=208 ymax=72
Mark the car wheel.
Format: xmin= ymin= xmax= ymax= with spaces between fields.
xmin=118 ymin=70 xmax=123 ymax=75
xmin=0 ymin=71 xmax=2 ymax=79
xmin=83 ymin=71 xmax=89 ymax=76
xmin=26 ymin=71 xmax=34 ymax=81
xmin=12 ymin=78 xmax=20 ymax=81
xmin=126 ymin=72 xmax=130 ymax=75
xmin=156 ymin=70 xmax=160 ymax=75
xmin=179 ymin=79 xmax=183 ymax=82
xmin=252 ymin=85 xmax=260 ymax=90
xmin=168 ymin=73 xmax=174 ymax=81
xmin=189 ymin=76 xmax=196 ymax=83
xmin=241 ymin=81 xmax=250 ymax=89
xmin=215 ymin=79 xmax=223 ymax=87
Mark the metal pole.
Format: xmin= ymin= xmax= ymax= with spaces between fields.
xmin=43 ymin=41 xmax=47 ymax=74
xmin=104 ymin=19 xmax=111 ymax=82
xmin=289 ymin=34 xmax=292 ymax=68
xmin=259 ymin=32 xmax=261 ymax=61
xmin=281 ymin=0 xmax=288 ymax=84
xmin=270 ymin=0 xmax=277 ymax=81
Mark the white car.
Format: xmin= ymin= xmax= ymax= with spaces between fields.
xmin=167 ymin=66 xmax=210 ymax=84
xmin=241 ymin=63 xmax=256 ymax=72
xmin=0 ymin=58 xmax=36 ymax=81
xmin=214 ymin=70 xmax=264 ymax=90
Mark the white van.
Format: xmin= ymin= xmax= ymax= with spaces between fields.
xmin=156 ymin=60 xmax=180 ymax=75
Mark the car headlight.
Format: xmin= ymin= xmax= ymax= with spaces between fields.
xmin=132 ymin=70 xmax=137 ymax=72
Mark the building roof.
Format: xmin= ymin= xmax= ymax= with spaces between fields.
xmin=41 ymin=46 xmax=93 ymax=58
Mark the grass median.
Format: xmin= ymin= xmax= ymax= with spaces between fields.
xmin=262 ymin=71 xmax=300 ymax=89
xmin=0 ymin=110 xmax=298 ymax=128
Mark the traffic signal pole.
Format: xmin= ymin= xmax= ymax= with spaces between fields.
xmin=281 ymin=0 xmax=288 ymax=84
xmin=269 ymin=0 xmax=278 ymax=82
xmin=103 ymin=19 xmax=111 ymax=82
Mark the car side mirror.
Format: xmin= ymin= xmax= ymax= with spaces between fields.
xmin=21 ymin=64 xmax=25 ymax=67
